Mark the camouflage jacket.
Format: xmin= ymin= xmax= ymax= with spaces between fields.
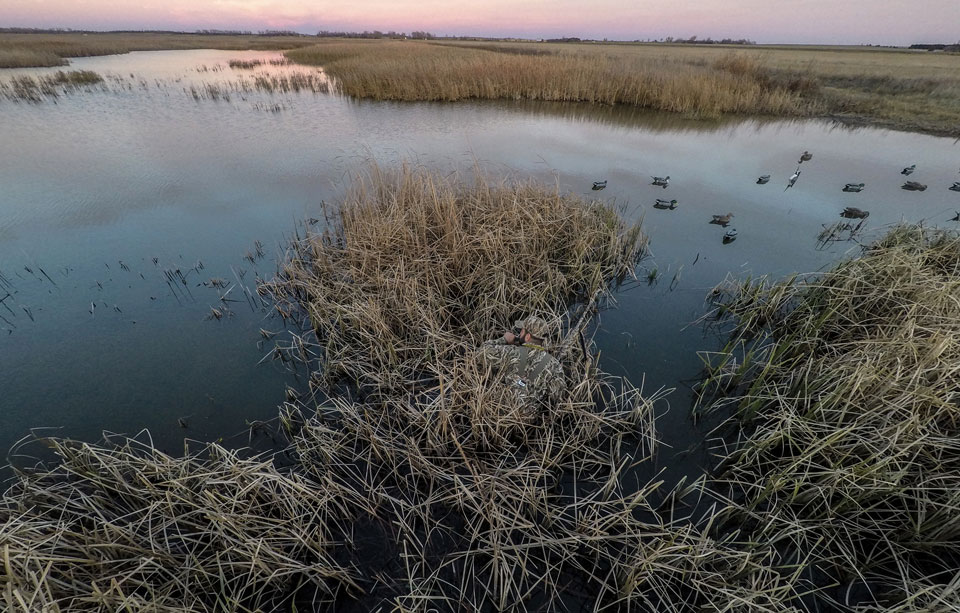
xmin=478 ymin=339 xmax=565 ymax=404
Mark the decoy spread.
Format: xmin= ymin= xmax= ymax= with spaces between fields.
xmin=710 ymin=212 xmax=734 ymax=226
xmin=949 ymin=182 xmax=960 ymax=192
xmin=843 ymin=183 xmax=866 ymax=192
xmin=723 ymin=228 xmax=738 ymax=242
xmin=902 ymin=181 xmax=927 ymax=191
xmin=756 ymin=174 xmax=771 ymax=184
xmin=841 ymin=207 xmax=870 ymax=219
xmin=653 ymin=198 xmax=678 ymax=210
xmin=651 ymin=175 xmax=670 ymax=187
xmin=786 ymin=168 xmax=801 ymax=189
xmin=901 ymin=164 xmax=916 ymax=175
xmin=592 ymin=180 xmax=607 ymax=190
xmin=799 ymin=151 xmax=813 ymax=163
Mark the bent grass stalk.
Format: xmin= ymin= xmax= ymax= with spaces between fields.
xmin=701 ymin=225 xmax=960 ymax=609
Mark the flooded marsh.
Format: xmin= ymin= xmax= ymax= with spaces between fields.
xmin=1 ymin=48 xmax=960 ymax=611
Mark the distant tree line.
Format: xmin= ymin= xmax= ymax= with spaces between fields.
xmin=657 ymin=36 xmax=756 ymax=45
xmin=909 ymin=43 xmax=960 ymax=52
xmin=315 ymin=30 xmax=435 ymax=40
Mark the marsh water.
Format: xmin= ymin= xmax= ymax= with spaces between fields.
xmin=1 ymin=49 xmax=958 ymax=480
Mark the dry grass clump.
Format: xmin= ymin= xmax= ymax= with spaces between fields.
xmin=277 ymin=371 xmax=801 ymax=611
xmin=261 ymin=163 xmax=646 ymax=397
xmin=701 ymin=225 xmax=960 ymax=609
xmin=285 ymin=42 xmax=810 ymax=118
xmin=228 ymin=58 xmax=265 ymax=69
xmin=0 ymin=438 xmax=368 ymax=612
xmin=258 ymin=163 xmax=803 ymax=610
xmin=0 ymin=48 xmax=67 ymax=68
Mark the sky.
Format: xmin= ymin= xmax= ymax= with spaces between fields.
xmin=2 ymin=0 xmax=959 ymax=46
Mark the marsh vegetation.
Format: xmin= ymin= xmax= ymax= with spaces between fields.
xmin=0 ymin=32 xmax=316 ymax=68
xmin=285 ymin=39 xmax=960 ymax=136
xmin=2 ymin=152 xmax=959 ymax=610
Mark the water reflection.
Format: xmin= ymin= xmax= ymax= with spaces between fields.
xmin=0 ymin=50 xmax=958 ymax=484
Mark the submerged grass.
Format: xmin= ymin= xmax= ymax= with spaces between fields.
xmin=702 ymin=225 xmax=960 ymax=609
xmin=0 ymin=70 xmax=104 ymax=102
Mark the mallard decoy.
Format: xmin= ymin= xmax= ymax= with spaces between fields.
xmin=843 ymin=183 xmax=865 ymax=193
xmin=785 ymin=168 xmax=801 ymax=190
xmin=651 ymin=175 xmax=670 ymax=188
xmin=949 ymin=182 xmax=960 ymax=192
xmin=592 ymin=180 xmax=607 ymax=191
xmin=798 ymin=151 xmax=813 ymax=163
xmin=653 ymin=198 xmax=678 ymax=210
xmin=710 ymin=212 xmax=734 ymax=226
xmin=756 ymin=174 xmax=771 ymax=184
xmin=902 ymin=181 xmax=927 ymax=191
xmin=901 ymin=164 xmax=916 ymax=175
xmin=841 ymin=207 xmax=870 ymax=219
xmin=723 ymin=228 xmax=738 ymax=243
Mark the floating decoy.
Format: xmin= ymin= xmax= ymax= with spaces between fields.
xmin=798 ymin=151 xmax=813 ymax=163
xmin=841 ymin=207 xmax=870 ymax=219
xmin=786 ymin=168 xmax=801 ymax=190
xmin=592 ymin=180 xmax=607 ymax=191
xmin=950 ymin=211 xmax=960 ymax=222
xmin=949 ymin=182 xmax=960 ymax=192
xmin=901 ymin=164 xmax=916 ymax=175
xmin=723 ymin=228 xmax=738 ymax=243
xmin=756 ymin=174 xmax=771 ymax=184
xmin=653 ymin=198 xmax=678 ymax=210
xmin=651 ymin=175 xmax=670 ymax=188
xmin=902 ymin=181 xmax=927 ymax=191
xmin=843 ymin=183 xmax=865 ymax=193
xmin=710 ymin=212 xmax=734 ymax=226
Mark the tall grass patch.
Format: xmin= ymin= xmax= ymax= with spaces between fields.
xmin=702 ymin=225 xmax=960 ymax=609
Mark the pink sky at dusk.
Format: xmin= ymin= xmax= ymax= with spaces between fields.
xmin=3 ymin=0 xmax=958 ymax=45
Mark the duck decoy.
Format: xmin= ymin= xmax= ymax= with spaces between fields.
xmin=843 ymin=183 xmax=865 ymax=193
xmin=756 ymin=174 xmax=771 ymax=184
xmin=949 ymin=182 xmax=960 ymax=192
xmin=798 ymin=151 xmax=813 ymax=163
xmin=901 ymin=164 xmax=916 ymax=175
xmin=653 ymin=198 xmax=678 ymax=210
xmin=592 ymin=180 xmax=607 ymax=191
xmin=722 ymin=228 xmax=738 ymax=243
xmin=710 ymin=212 xmax=734 ymax=226
xmin=841 ymin=207 xmax=870 ymax=219
xmin=902 ymin=181 xmax=927 ymax=191
xmin=950 ymin=211 xmax=960 ymax=222
xmin=785 ymin=168 xmax=801 ymax=190
xmin=651 ymin=175 xmax=670 ymax=188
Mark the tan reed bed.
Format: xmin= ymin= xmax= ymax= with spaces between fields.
xmin=260 ymin=162 xmax=646 ymax=397
xmin=284 ymin=41 xmax=811 ymax=118
xmin=700 ymin=225 xmax=960 ymax=610
xmin=0 ymin=32 xmax=317 ymax=69
xmin=255 ymin=163 xmax=806 ymax=610
xmin=0 ymin=438 xmax=370 ymax=612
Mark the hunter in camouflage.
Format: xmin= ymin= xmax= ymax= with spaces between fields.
xmin=477 ymin=315 xmax=566 ymax=405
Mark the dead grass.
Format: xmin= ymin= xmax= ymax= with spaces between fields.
xmin=286 ymin=41 xmax=808 ymax=118
xmin=0 ymin=32 xmax=317 ymax=68
xmin=286 ymin=39 xmax=960 ymax=135
xmin=701 ymin=225 xmax=960 ymax=609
